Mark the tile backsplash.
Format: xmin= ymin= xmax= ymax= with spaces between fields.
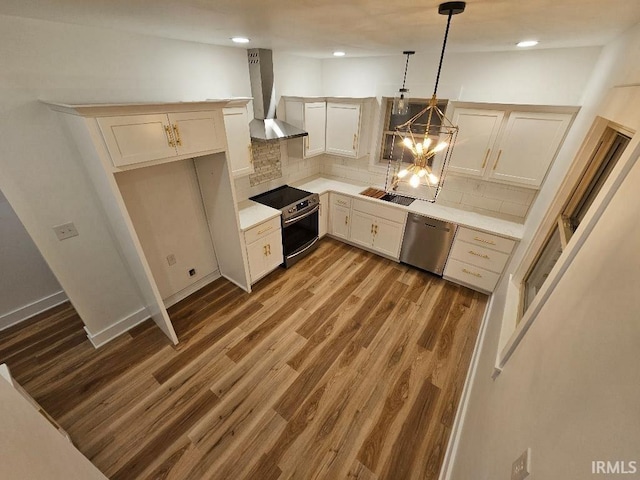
xmin=249 ymin=140 xmax=282 ymax=187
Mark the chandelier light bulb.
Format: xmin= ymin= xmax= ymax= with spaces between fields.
xmin=418 ymin=168 xmax=427 ymax=177
xmin=415 ymin=142 xmax=424 ymax=154
xmin=423 ymin=137 xmax=432 ymax=150
xmin=428 ymin=173 xmax=439 ymax=184
xmin=433 ymin=141 xmax=448 ymax=153
xmin=397 ymin=168 xmax=409 ymax=178
xmin=403 ymin=137 xmax=414 ymax=149
xmin=409 ymin=174 xmax=420 ymax=188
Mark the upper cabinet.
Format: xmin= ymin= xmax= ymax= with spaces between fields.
xmin=223 ymin=105 xmax=254 ymax=177
xmin=285 ymin=100 xmax=326 ymax=159
xmin=284 ymin=97 xmax=374 ymax=160
xmin=98 ymin=110 xmax=225 ymax=168
xmin=447 ymin=104 xmax=576 ymax=189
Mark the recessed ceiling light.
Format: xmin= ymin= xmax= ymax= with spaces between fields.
xmin=333 ymin=51 xmax=346 ymax=57
xmin=232 ymin=37 xmax=250 ymax=44
xmin=517 ymin=40 xmax=539 ymax=48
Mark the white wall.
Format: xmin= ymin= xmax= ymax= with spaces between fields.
xmin=115 ymin=160 xmax=218 ymax=301
xmin=0 ymin=190 xmax=65 ymax=329
xmin=322 ymin=47 xmax=602 ymax=105
xmin=449 ymin=23 xmax=640 ymax=479
xmin=0 ymin=14 xmax=250 ymax=336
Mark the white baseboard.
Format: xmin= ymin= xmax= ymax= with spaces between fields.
xmin=438 ymin=293 xmax=496 ymax=480
xmin=162 ymin=270 xmax=221 ymax=308
xmin=84 ymin=307 xmax=149 ymax=349
xmin=0 ymin=291 xmax=68 ymax=332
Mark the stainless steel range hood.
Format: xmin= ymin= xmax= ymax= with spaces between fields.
xmin=248 ymin=48 xmax=308 ymax=141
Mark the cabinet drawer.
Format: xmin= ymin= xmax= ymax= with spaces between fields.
xmin=456 ymin=227 xmax=516 ymax=254
xmin=448 ymin=240 xmax=510 ymax=274
xmin=444 ymin=258 xmax=501 ymax=293
xmin=244 ymin=216 xmax=281 ymax=245
xmin=331 ymin=193 xmax=352 ymax=209
xmin=352 ymin=198 xmax=406 ymax=224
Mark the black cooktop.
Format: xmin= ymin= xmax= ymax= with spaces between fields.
xmin=250 ymin=185 xmax=314 ymax=210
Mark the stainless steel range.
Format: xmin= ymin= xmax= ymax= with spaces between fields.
xmin=250 ymin=186 xmax=320 ymax=267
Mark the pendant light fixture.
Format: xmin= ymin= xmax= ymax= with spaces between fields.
xmin=392 ymin=51 xmax=415 ymax=116
xmin=385 ymin=1 xmax=466 ymax=203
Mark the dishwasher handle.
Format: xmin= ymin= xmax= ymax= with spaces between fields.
xmin=408 ymin=214 xmax=454 ymax=233
xmin=422 ymin=222 xmax=452 ymax=232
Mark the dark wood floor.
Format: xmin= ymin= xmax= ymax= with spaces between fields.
xmin=0 ymin=238 xmax=487 ymax=479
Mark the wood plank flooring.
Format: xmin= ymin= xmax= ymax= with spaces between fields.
xmin=0 ymin=238 xmax=487 ymax=479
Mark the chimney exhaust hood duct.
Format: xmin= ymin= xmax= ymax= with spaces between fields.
xmin=248 ymin=48 xmax=308 ymax=141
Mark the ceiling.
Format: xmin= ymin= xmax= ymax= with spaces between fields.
xmin=1 ymin=0 xmax=640 ymax=57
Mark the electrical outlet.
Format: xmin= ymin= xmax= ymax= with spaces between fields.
xmin=53 ymin=222 xmax=79 ymax=241
xmin=167 ymin=254 xmax=176 ymax=266
xmin=511 ymin=448 xmax=531 ymax=480
xmin=188 ymin=268 xmax=196 ymax=277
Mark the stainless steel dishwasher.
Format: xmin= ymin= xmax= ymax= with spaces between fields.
xmin=400 ymin=213 xmax=458 ymax=276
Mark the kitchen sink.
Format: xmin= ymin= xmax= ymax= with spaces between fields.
xmin=380 ymin=193 xmax=415 ymax=206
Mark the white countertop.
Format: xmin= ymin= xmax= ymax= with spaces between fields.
xmin=294 ymin=176 xmax=525 ymax=240
xmin=237 ymin=200 xmax=281 ymax=231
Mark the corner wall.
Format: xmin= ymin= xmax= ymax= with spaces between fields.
xmin=447 ymin=23 xmax=640 ymax=480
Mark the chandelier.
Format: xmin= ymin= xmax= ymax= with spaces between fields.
xmin=385 ymin=1 xmax=466 ymax=203
xmin=392 ymin=51 xmax=415 ymax=116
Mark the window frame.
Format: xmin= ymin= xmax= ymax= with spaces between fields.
xmin=496 ymin=117 xmax=636 ymax=371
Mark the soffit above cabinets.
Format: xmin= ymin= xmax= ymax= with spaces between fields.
xmin=1 ymin=0 xmax=639 ymax=57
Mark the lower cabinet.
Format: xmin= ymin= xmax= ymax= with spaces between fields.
xmin=350 ymin=211 xmax=404 ymax=259
xmin=244 ymin=217 xmax=283 ymax=284
xmin=319 ymin=193 xmax=329 ymax=238
xmin=443 ymin=226 xmax=516 ymax=293
xmin=329 ymin=193 xmax=352 ymax=240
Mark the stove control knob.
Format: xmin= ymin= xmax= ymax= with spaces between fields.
xmin=288 ymin=208 xmax=294 ymax=213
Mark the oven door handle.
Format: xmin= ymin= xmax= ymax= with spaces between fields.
xmin=287 ymin=236 xmax=319 ymax=259
xmin=283 ymin=205 xmax=320 ymax=225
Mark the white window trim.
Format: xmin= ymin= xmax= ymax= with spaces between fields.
xmin=495 ymin=117 xmax=637 ymax=372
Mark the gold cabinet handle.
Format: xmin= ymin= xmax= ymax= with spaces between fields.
xmin=481 ymin=148 xmax=491 ymax=169
xmin=473 ymin=236 xmax=496 ymax=246
xmin=263 ymin=245 xmax=267 ymax=256
xmin=345 ymin=216 xmax=348 ymax=225
xmin=462 ymin=268 xmax=482 ymax=278
xmin=492 ymin=149 xmax=502 ymax=170
xmin=374 ymin=225 xmax=378 ymax=235
xmin=469 ymin=250 xmax=490 ymax=259
xmin=352 ymin=134 xmax=357 ymax=149
xmin=267 ymin=244 xmax=271 ymax=255
xmin=370 ymin=223 xmax=374 ymax=234
xmin=172 ymin=124 xmax=182 ymax=146
xmin=164 ymin=125 xmax=175 ymax=147
xmin=257 ymin=226 xmax=273 ymax=235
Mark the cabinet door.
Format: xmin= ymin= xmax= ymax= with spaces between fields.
xmin=223 ymin=107 xmax=253 ymax=177
xmin=304 ymin=102 xmax=326 ymax=157
xmin=169 ymin=111 xmax=225 ymax=158
xmin=264 ymin=229 xmax=284 ymax=272
xmin=246 ymin=239 xmax=268 ymax=284
xmin=489 ymin=111 xmax=572 ymax=188
xmin=98 ymin=114 xmax=176 ymax=167
xmin=325 ymin=103 xmax=361 ymax=157
xmin=330 ymin=203 xmax=351 ymax=240
xmin=350 ymin=211 xmax=375 ymax=248
xmin=448 ymin=109 xmax=504 ymax=177
xmin=372 ymin=218 xmax=404 ymax=258
xmin=318 ymin=193 xmax=329 ymax=238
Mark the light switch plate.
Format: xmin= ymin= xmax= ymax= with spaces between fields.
xmin=53 ymin=222 xmax=79 ymax=241
xmin=511 ymin=448 xmax=531 ymax=480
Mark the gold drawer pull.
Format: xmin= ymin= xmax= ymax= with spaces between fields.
xmin=172 ymin=124 xmax=182 ymax=146
xmin=370 ymin=224 xmax=374 ymax=234
xmin=492 ymin=149 xmax=502 ymax=170
xmin=263 ymin=245 xmax=267 ymax=256
xmin=352 ymin=134 xmax=357 ymax=149
xmin=164 ymin=125 xmax=175 ymax=147
xmin=267 ymin=244 xmax=271 ymax=255
xmin=469 ymin=250 xmax=490 ymax=259
xmin=473 ymin=236 xmax=496 ymax=246
xmin=345 ymin=216 xmax=349 ymax=225
xmin=257 ymin=226 xmax=273 ymax=235
xmin=462 ymin=268 xmax=482 ymax=278
xmin=481 ymin=148 xmax=491 ymax=169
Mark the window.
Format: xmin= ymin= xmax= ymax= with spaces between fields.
xmin=521 ymin=127 xmax=630 ymax=318
xmin=379 ymin=97 xmax=449 ymax=164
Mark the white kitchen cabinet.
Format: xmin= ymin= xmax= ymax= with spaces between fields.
xmin=350 ymin=198 xmax=406 ymax=259
xmin=446 ymin=105 xmax=574 ymax=189
xmin=329 ymin=193 xmax=352 ymax=240
xmin=223 ymin=106 xmax=253 ymax=177
xmin=98 ymin=110 xmax=225 ymax=168
xmin=488 ymin=111 xmax=572 ymax=187
xmin=318 ymin=192 xmax=329 ymax=238
xmin=325 ymin=100 xmax=373 ymax=159
xmin=244 ymin=217 xmax=283 ymax=284
xmin=444 ymin=226 xmax=516 ymax=293
xmin=447 ymin=109 xmax=505 ymax=177
xmin=285 ymin=100 xmax=326 ymax=159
